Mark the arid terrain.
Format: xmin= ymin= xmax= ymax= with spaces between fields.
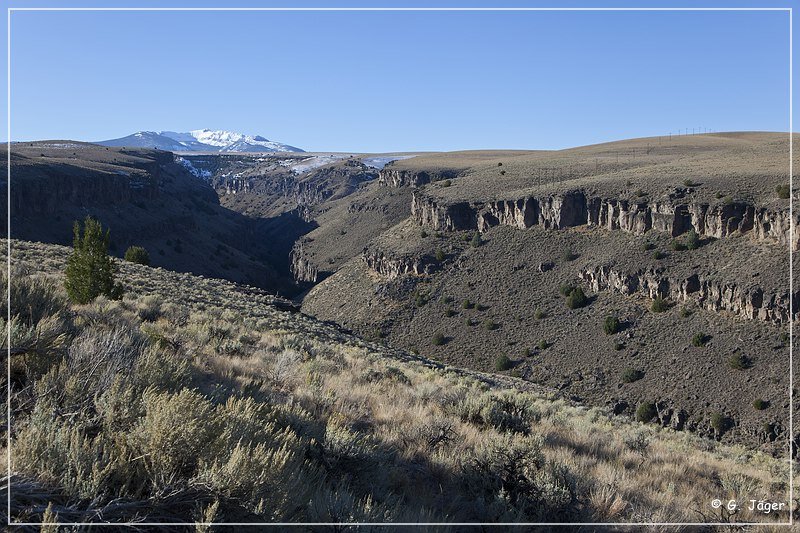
xmin=3 ymin=132 xmax=797 ymax=526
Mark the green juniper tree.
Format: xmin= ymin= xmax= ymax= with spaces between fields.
xmin=64 ymin=216 xmax=123 ymax=304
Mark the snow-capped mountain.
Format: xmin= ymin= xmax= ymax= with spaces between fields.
xmin=96 ymin=129 xmax=304 ymax=153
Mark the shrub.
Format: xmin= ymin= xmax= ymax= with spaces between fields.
xmin=614 ymin=341 xmax=625 ymax=351
xmin=566 ymin=288 xmax=588 ymax=309
xmin=559 ymin=284 xmax=575 ymax=297
xmin=64 ymin=216 xmax=124 ymax=304
xmin=752 ymin=399 xmax=769 ymax=410
xmin=444 ymin=307 xmax=455 ymax=317
xmin=484 ymin=319 xmax=498 ymax=331
xmin=137 ymin=295 xmax=163 ymax=322
xmin=651 ymin=297 xmax=670 ymax=313
xmin=642 ymin=242 xmax=655 ymax=251
xmin=728 ymin=354 xmax=752 ymax=370
xmin=471 ymin=233 xmax=482 ymax=248
xmin=414 ymin=291 xmax=429 ymax=307
xmin=460 ymin=391 xmax=539 ymax=434
xmin=420 ymin=229 xmax=428 ymax=238
xmin=685 ymin=229 xmax=700 ymax=250
xmin=669 ymin=239 xmax=686 ymax=251
xmin=462 ymin=299 xmax=474 ymax=309
xmin=679 ymin=306 xmax=693 ymax=318
xmin=124 ymin=246 xmax=150 ymax=265
xmin=710 ymin=411 xmax=730 ymax=435
xmin=653 ymin=250 xmax=665 ymax=260
xmin=464 ymin=433 xmax=574 ymax=520
xmin=432 ymin=332 xmax=446 ymax=346
xmin=534 ymin=309 xmax=546 ymax=320
xmin=683 ymin=178 xmax=696 ymax=187
xmin=603 ymin=315 xmax=621 ymax=335
xmin=562 ymin=249 xmax=578 ymax=262
xmin=537 ymin=339 xmax=549 ymax=350
xmin=495 ymin=355 xmax=513 ymax=371
xmin=635 ymin=402 xmax=657 ymax=422
xmin=622 ymin=368 xmax=644 ymax=383
xmin=441 ymin=179 xmax=452 ymax=187
xmin=691 ymin=332 xmax=709 ymax=347
xmin=776 ymin=184 xmax=791 ymax=199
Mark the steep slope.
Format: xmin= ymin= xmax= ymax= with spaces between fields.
xmin=4 ymin=238 xmax=789 ymax=526
xmin=302 ymin=132 xmax=796 ymax=451
xmin=1 ymin=141 xmax=298 ymax=294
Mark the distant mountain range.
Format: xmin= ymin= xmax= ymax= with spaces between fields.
xmin=97 ymin=129 xmax=304 ymax=153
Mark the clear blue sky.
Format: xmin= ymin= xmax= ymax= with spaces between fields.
xmin=2 ymin=1 xmax=795 ymax=152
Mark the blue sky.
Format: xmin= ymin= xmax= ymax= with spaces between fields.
xmin=2 ymin=1 xmax=795 ymax=152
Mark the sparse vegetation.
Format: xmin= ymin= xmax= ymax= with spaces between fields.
xmin=753 ymin=399 xmax=769 ymax=410
xmin=3 ymin=239 xmax=788 ymax=525
xmin=685 ymin=229 xmax=700 ymax=250
xmin=710 ymin=411 xmax=731 ymax=436
xmin=603 ymin=315 xmax=621 ymax=335
xmin=124 ymin=245 xmax=150 ymax=265
xmin=537 ymin=339 xmax=549 ymax=350
xmin=669 ymin=239 xmax=686 ymax=252
xmin=494 ymin=354 xmax=513 ymax=371
xmin=635 ymin=402 xmax=657 ymax=423
xmin=64 ymin=216 xmax=123 ymax=304
xmin=622 ymin=368 xmax=643 ymax=383
xmin=565 ymin=287 xmax=588 ymax=309
xmin=651 ymin=296 xmax=670 ymax=313
xmin=728 ymin=354 xmax=752 ymax=370
xmin=441 ymin=179 xmax=452 ymax=187
xmin=691 ymin=332 xmax=709 ymax=347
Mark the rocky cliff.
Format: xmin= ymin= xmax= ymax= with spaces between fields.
xmin=378 ymin=167 xmax=462 ymax=187
xmin=412 ymin=189 xmax=797 ymax=249
xmin=362 ymin=249 xmax=437 ymax=279
xmin=289 ymin=241 xmax=319 ymax=283
xmin=579 ymin=264 xmax=796 ymax=325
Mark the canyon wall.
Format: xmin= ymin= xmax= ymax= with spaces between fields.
xmin=411 ymin=190 xmax=798 ymax=250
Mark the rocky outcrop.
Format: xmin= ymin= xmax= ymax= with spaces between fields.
xmin=289 ymin=241 xmax=318 ymax=283
xmin=7 ymin=152 xmax=169 ymax=215
xmin=379 ymin=168 xmax=461 ymax=187
xmin=362 ymin=249 xmax=436 ymax=280
xmin=579 ymin=264 xmax=797 ymax=324
xmin=412 ymin=190 xmax=798 ymax=249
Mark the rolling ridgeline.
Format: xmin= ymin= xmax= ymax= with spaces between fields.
xmin=3 ymin=132 xmax=797 ymax=525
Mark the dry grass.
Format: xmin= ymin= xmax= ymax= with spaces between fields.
xmin=1 ymin=238 xmax=793 ymax=527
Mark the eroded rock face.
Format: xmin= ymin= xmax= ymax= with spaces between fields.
xmin=412 ymin=190 xmax=798 ymax=249
xmin=362 ymin=249 xmax=435 ymax=280
xmin=579 ymin=264 xmax=797 ymax=324
xmin=378 ymin=168 xmax=461 ymax=187
xmin=9 ymin=152 xmax=169 ymax=215
xmin=290 ymin=241 xmax=318 ymax=283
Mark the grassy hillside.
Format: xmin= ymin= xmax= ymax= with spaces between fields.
xmin=2 ymin=239 xmax=791 ymax=527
